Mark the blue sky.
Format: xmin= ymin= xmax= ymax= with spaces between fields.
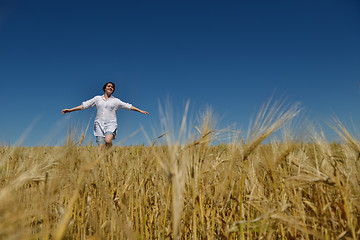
xmin=1 ymin=0 xmax=360 ymax=146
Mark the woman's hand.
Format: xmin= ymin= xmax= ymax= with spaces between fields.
xmin=61 ymin=109 xmax=70 ymax=114
xmin=140 ymin=110 xmax=149 ymax=115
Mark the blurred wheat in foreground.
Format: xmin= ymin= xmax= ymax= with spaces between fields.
xmin=1 ymin=102 xmax=360 ymax=239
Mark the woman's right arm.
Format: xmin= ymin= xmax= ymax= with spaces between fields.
xmin=61 ymin=104 xmax=83 ymax=114
xmin=62 ymin=96 xmax=98 ymax=114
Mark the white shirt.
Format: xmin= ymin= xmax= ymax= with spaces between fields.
xmin=82 ymin=95 xmax=132 ymax=137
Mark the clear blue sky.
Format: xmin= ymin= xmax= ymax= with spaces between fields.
xmin=1 ymin=0 xmax=360 ymax=146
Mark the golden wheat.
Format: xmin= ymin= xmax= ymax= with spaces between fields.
xmin=0 ymin=102 xmax=359 ymax=239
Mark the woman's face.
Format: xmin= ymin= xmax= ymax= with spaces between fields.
xmin=105 ymin=83 xmax=114 ymax=94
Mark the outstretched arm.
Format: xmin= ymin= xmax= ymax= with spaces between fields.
xmin=131 ymin=105 xmax=149 ymax=115
xmin=61 ymin=104 xmax=83 ymax=114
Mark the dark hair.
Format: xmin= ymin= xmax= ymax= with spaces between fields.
xmin=103 ymin=82 xmax=116 ymax=92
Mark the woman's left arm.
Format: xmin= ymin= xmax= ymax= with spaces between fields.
xmin=131 ymin=106 xmax=149 ymax=115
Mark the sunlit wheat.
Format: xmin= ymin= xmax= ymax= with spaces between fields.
xmin=0 ymin=101 xmax=359 ymax=239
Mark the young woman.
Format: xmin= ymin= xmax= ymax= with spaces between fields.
xmin=61 ymin=82 xmax=149 ymax=148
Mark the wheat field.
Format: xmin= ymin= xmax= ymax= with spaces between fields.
xmin=1 ymin=103 xmax=359 ymax=239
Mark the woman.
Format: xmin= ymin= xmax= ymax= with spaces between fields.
xmin=61 ymin=82 xmax=149 ymax=148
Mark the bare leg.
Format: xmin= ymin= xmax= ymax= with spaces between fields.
xmin=98 ymin=143 xmax=105 ymax=152
xmin=105 ymin=134 xmax=114 ymax=148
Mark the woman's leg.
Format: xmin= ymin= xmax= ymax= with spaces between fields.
xmin=96 ymin=136 xmax=105 ymax=150
xmin=104 ymin=134 xmax=114 ymax=148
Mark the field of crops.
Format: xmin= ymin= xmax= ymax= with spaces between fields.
xmin=1 ymin=104 xmax=359 ymax=239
